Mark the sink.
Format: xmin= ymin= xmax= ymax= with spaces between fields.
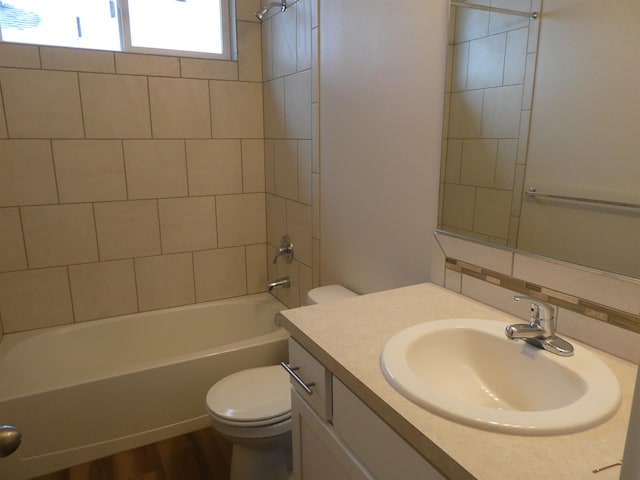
xmin=380 ymin=319 xmax=621 ymax=435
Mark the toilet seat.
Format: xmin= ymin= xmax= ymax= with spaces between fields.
xmin=206 ymin=365 xmax=291 ymax=428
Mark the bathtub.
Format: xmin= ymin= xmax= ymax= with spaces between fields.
xmin=0 ymin=293 xmax=288 ymax=479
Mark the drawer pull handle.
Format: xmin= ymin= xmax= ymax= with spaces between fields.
xmin=281 ymin=362 xmax=315 ymax=395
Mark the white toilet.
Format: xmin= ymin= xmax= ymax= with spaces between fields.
xmin=205 ymin=285 xmax=357 ymax=480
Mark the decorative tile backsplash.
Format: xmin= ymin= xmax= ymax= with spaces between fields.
xmin=432 ymin=231 xmax=640 ymax=363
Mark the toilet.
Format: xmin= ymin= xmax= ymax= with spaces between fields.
xmin=205 ymin=285 xmax=357 ymax=480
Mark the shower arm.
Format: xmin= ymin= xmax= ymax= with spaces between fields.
xmin=254 ymin=1 xmax=286 ymax=22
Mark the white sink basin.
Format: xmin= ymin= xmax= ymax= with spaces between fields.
xmin=380 ymin=319 xmax=621 ymax=435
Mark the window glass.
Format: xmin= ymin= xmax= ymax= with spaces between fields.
xmin=0 ymin=0 xmax=228 ymax=57
xmin=127 ymin=0 xmax=223 ymax=55
xmin=0 ymin=0 xmax=120 ymax=50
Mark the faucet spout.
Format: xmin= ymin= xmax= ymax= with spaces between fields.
xmin=268 ymin=276 xmax=290 ymax=292
xmin=506 ymin=295 xmax=574 ymax=357
xmin=505 ymin=323 xmax=546 ymax=340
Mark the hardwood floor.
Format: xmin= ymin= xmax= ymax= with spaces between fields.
xmin=33 ymin=428 xmax=232 ymax=480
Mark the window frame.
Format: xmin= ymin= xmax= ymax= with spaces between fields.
xmin=0 ymin=0 xmax=232 ymax=60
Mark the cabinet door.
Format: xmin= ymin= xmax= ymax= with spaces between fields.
xmin=332 ymin=378 xmax=447 ymax=480
xmin=291 ymin=391 xmax=372 ymax=480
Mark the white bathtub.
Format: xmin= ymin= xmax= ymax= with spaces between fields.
xmin=0 ymin=293 xmax=288 ymax=479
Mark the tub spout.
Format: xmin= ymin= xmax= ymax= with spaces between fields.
xmin=268 ymin=277 xmax=290 ymax=292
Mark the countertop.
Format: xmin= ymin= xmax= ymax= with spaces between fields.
xmin=278 ymin=283 xmax=637 ymax=480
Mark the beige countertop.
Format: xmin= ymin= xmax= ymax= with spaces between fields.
xmin=279 ymin=283 xmax=637 ymax=480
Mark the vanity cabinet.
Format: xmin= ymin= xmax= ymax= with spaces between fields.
xmin=288 ymin=339 xmax=446 ymax=480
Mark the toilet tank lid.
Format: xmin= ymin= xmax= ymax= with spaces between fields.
xmin=305 ymin=285 xmax=358 ymax=305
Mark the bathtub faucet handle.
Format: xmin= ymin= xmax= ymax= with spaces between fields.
xmin=272 ymin=235 xmax=294 ymax=264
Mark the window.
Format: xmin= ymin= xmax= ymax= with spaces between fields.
xmin=0 ymin=0 xmax=230 ymax=58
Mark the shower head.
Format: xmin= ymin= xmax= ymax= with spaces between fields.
xmin=254 ymin=1 xmax=286 ymax=22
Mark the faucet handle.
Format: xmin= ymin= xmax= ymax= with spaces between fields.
xmin=512 ymin=295 xmax=556 ymax=329
xmin=272 ymin=235 xmax=294 ymax=264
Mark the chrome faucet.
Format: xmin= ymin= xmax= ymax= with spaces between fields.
xmin=505 ymin=295 xmax=574 ymax=356
xmin=268 ymin=276 xmax=290 ymax=292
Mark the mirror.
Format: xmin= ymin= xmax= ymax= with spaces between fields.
xmin=439 ymin=0 xmax=640 ymax=279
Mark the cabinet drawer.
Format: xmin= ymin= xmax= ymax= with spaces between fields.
xmin=286 ymin=339 xmax=332 ymax=421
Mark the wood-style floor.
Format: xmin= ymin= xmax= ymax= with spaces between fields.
xmin=33 ymin=428 xmax=232 ymax=480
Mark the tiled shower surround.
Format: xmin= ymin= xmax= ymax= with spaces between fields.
xmin=0 ymin=0 xmax=317 ymax=335
xmin=440 ymin=0 xmax=540 ymax=246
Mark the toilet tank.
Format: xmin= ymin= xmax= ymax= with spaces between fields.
xmin=305 ymin=285 xmax=358 ymax=305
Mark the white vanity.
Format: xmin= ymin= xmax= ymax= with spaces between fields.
xmin=279 ymin=283 xmax=637 ymax=480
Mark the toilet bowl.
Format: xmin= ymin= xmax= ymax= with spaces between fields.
xmin=205 ymin=285 xmax=357 ymax=480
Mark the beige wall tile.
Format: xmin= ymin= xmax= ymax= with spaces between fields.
xmin=241 ymin=139 xmax=265 ymax=192
xmin=452 ymin=43 xmax=469 ymax=92
xmin=123 ymin=140 xmax=188 ymax=199
xmin=266 ymin=193 xmax=286 ymax=246
xmin=0 ymin=94 xmax=6 ymax=138
xmin=495 ymin=139 xmax=518 ymax=189
xmin=69 ymin=259 xmax=138 ymax=321
xmin=271 ymin=4 xmax=297 ymax=77
xmin=312 ymin=237 xmax=319 ymax=287
xmin=217 ymin=193 xmax=266 ymax=247
xmin=237 ymin=21 xmax=262 ymax=81
xmin=211 ymin=81 xmax=264 ymax=138
xmin=274 ymin=140 xmax=298 ymax=200
xmin=235 ymin=0 xmax=261 ymax=22
xmin=0 ymin=68 xmax=84 ymax=138
xmin=261 ymin=14 xmax=274 ymax=81
xmin=473 ymin=188 xmax=512 ymax=238
xmin=263 ymin=77 xmax=285 ymax=139
xmin=449 ymin=90 xmax=483 ymax=138
xmin=285 ymin=70 xmax=311 ymax=139
xmin=115 ymin=53 xmax=180 ymax=76
xmin=296 ymin=0 xmax=312 ymax=71
xmin=504 ymin=28 xmax=528 ymax=85
xmin=297 ymin=140 xmax=312 ymax=204
xmin=194 ymin=247 xmax=247 ymax=301
xmin=158 ymin=197 xmax=217 ymax=253
xmin=180 ymin=58 xmax=238 ymax=80
xmin=441 ymin=184 xmax=475 ymax=231
xmin=95 ymin=200 xmax=161 ymax=260
xmin=311 ymin=102 xmax=319 ymax=171
xmin=246 ymin=243 xmax=267 ymax=294
xmin=312 ymin=172 xmax=319 ymax=238
xmin=298 ymin=262 xmax=312 ymax=305
xmin=467 ymin=34 xmax=506 ymax=90
xmin=53 ymin=140 xmax=127 ymax=203
xmin=264 ymin=140 xmax=275 ymax=193
xmin=513 ymin=253 xmax=640 ymax=315
xmin=0 ymin=140 xmax=58 ymax=206
xmin=22 ymin=204 xmax=98 ymax=268
xmin=0 ymin=43 xmax=40 ymax=68
xmin=41 ymin=47 xmax=115 ymax=73
xmin=286 ymin=200 xmax=312 ymax=266
xmin=0 ymin=208 xmax=27 ymax=272
xmin=80 ymin=73 xmax=151 ymax=138
xmin=149 ymin=77 xmax=211 ymax=138
xmin=272 ymin=255 xmax=299 ymax=307
xmin=460 ymin=139 xmax=498 ymax=187
xmin=0 ymin=267 xmax=73 ymax=332
xmin=311 ymin=26 xmax=318 ymax=102
xmin=135 ymin=253 xmax=195 ymax=311
xmin=481 ymin=85 xmax=523 ymax=138
xmin=435 ymin=231 xmax=514 ymax=275
xmin=185 ymin=140 xmax=243 ymax=195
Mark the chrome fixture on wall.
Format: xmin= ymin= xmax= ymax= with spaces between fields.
xmin=0 ymin=425 xmax=22 ymax=458
xmin=272 ymin=235 xmax=294 ymax=264
xmin=267 ymin=277 xmax=290 ymax=292
xmin=254 ymin=1 xmax=286 ymax=22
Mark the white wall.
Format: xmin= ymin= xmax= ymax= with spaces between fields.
xmin=319 ymin=0 xmax=449 ymax=293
